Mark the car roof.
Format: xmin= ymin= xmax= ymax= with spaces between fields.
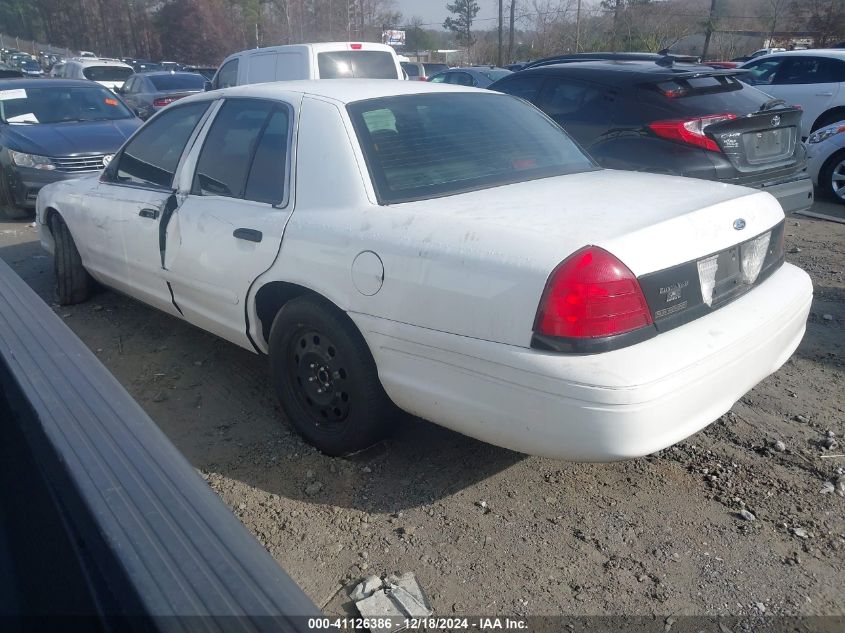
xmin=746 ymin=49 xmax=845 ymax=60
xmin=513 ymin=60 xmax=738 ymax=83
xmin=67 ymin=58 xmax=133 ymax=68
xmin=182 ymin=79 xmax=486 ymax=106
xmin=0 ymin=78 xmax=106 ymax=89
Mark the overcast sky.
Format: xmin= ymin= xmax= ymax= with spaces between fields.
xmin=394 ymin=0 xmax=499 ymax=29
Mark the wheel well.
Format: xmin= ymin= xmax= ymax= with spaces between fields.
xmin=254 ymin=281 xmax=333 ymax=345
xmin=812 ymin=107 xmax=845 ymax=133
xmin=43 ymin=206 xmax=59 ymax=231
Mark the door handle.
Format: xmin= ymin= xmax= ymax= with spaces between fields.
xmin=233 ymin=228 xmax=262 ymax=243
xmin=139 ymin=208 xmax=159 ymax=219
xmin=815 ymin=92 xmax=834 ymax=96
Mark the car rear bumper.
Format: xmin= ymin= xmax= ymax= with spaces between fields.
xmin=754 ymin=174 xmax=814 ymax=214
xmin=351 ymin=263 xmax=812 ymax=461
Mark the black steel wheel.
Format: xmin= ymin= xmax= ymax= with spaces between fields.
xmin=269 ymin=295 xmax=396 ymax=455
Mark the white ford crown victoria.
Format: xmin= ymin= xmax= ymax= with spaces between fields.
xmin=36 ymin=80 xmax=813 ymax=461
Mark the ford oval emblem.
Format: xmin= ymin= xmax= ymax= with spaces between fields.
xmin=771 ymin=115 xmax=781 ymax=127
xmin=733 ymin=218 xmax=746 ymax=230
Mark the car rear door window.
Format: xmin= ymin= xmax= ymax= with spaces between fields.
xmin=493 ymin=74 xmax=545 ymax=102
xmin=317 ymin=51 xmax=399 ymax=79
xmin=115 ymin=101 xmax=209 ymax=188
xmin=774 ymin=57 xmax=840 ymax=84
xmin=450 ymin=72 xmax=475 ymax=86
xmin=539 ymin=78 xmax=603 ymax=117
xmin=192 ymin=99 xmax=290 ymax=204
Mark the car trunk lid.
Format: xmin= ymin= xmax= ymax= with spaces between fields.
xmin=707 ymin=106 xmax=802 ymax=172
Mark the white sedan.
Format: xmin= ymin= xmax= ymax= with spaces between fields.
xmin=807 ymin=119 xmax=845 ymax=204
xmin=36 ymin=80 xmax=813 ymax=461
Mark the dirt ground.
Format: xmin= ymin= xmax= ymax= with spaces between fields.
xmin=0 ymin=199 xmax=842 ymax=620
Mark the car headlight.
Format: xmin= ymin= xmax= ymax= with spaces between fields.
xmin=808 ymin=124 xmax=845 ymax=144
xmin=9 ymin=150 xmax=55 ymax=170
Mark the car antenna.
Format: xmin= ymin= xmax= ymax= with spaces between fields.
xmin=655 ymin=49 xmax=675 ymax=67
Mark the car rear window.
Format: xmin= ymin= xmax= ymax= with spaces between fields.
xmin=318 ymin=51 xmax=399 ymax=79
xmin=149 ymin=73 xmax=205 ymax=90
xmin=424 ymin=63 xmax=448 ymax=75
xmin=83 ymin=66 xmax=132 ymax=82
xmin=641 ymin=74 xmax=773 ymax=117
xmin=401 ymin=62 xmax=420 ymax=77
xmin=348 ymin=93 xmax=596 ymax=204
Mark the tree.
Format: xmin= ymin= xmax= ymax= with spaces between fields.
xmin=443 ymin=0 xmax=480 ymax=48
xmin=405 ymin=16 xmax=436 ymax=53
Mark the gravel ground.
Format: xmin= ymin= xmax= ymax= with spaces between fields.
xmin=0 ymin=199 xmax=842 ymax=620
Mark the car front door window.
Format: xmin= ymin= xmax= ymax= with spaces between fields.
xmin=214 ymin=58 xmax=238 ymax=89
xmin=115 ymin=101 xmax=210 ymax=189
xmin=742 ymin=58 xmax=783 ymax=85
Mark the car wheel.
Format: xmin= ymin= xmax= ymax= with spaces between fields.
xmin=819 ymin=149 xmax=845 ymax=205
xmin=268 ymin=295 xmax=396 ymax=456
xmin=50 ymin=214 xmax=93 ymax=304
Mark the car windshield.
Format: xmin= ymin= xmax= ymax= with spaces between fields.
xmin=20 ymin=60 xmax=40 ymax=71
xmin=0 ymin=85 xmax=134 ymax=124
xmin=149 ymin=73 xmax=205 ymax=90
xmin=82 ymin=65 xmax=132 ymax=82
xmin=348 ymin=93 xmax=596 ymax=204
xmin=318 ymin=51 xmax=399 ymax=79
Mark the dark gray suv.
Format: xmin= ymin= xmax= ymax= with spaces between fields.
xmin=490 ymin=61 xmax=814 ymax=214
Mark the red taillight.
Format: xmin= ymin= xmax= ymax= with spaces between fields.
xmin=648 ymin=113 xmax=736 ymax=152
xmin=534 ymin=246 xmax=653 ymax=339
xmin=153 ymin=96 xmax=181 ymax=107
xmin=419 ymin=75 xmax=427 ymax=81
xmin=350 ymin=43 xmax=362 ymax=50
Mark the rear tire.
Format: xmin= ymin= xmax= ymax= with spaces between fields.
xmin=819 ymin=149 xmax=845 ymax=205
xmin=268 ymin=295 xmax=395 ymax=456
xmin=50 ymin=214 xmax=93 ymax=305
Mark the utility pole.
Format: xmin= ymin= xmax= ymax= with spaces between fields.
xmin=701 ymin=0 xmax=718 ymax=61
xmin=508 ymin=0 xmax=516 ymax=62
xmin=497 ymin=0 xmax=503 ymax=67
xmin=575 ymin=0 xmax=582 ymax=52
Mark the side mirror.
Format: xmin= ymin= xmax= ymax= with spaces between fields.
xmin=203 ymin=80 xmax=212 ymax=92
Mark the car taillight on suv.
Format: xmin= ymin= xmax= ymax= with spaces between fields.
xmin=648 ymin=113 xmax=737 ymax=152
xmin=153 ymin=96 xmax=181 ymax=107
xmin=534 ymin=246 xmax=653 ymax=341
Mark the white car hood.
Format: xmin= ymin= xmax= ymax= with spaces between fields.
xmin=394 ymin=169 xmax=785 ymax=276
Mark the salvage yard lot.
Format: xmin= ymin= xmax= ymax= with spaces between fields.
xmin=1 ymin=200 xmax=842 ymax=617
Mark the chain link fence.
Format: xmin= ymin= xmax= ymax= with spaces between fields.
xmin=0 ymin=33 xmax=74 ymax=58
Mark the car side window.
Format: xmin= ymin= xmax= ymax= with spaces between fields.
xmin=115 ymin=101 xmax=210 ymax=189
xmin=429 ymin=73 xmax=446 ymax=83
xmin=539 ymin=78 xmax=603 ymax=118
xmin=450 ymin=72 xmax=475 ymax=87
xmin=774 ymin=57 xmax=838 ymax=84
xmin=742 ymin=58 xmax=783 ymax=85
xmin=192 ymin=99 xmax=290 ymax=204
xmin=214 ymin=58 xmax=239 ymax=89
xmin=494 ymin=74 xmax=545 ymax=102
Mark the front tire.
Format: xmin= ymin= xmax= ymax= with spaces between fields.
xmin=50 ymin=214 xmax=93 ymax=304
xmin=268 ymin=295 xmax=395 ymax=456
xmin=819 ymin=149 xmax=845 ymax=205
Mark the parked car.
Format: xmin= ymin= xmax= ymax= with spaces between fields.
xmin=159 ymin=61 xmax=184 ymax=72
xmin=739 ymin=50 xmax=845 ymax=137
xmin=0 ymin=79 xmax=141 ymax=218
xmin=210 ymin=42 xmax=403 ymax=89
xmin=400 ymin=61 xmax=449 ymax=81
xmin=118 ymin=71 xmax=206 ymax=119
xmin=806 ymin=119 xmax=845 ymax=204
xmin=428 ymin=66 xmax=512 ymax=87
xmin=489 ymin=60 xmax=814 ymax=215
xmin=36 ymin=80 xmax=811 ymax=461
xmin=48 ymin=62 xmax=65 ymax=78
xmin=17 ymin=58 xmax=44 ymax=78
xmin=61 ymin=57 xmax=134 ymax=91
xmin=0 ymin=63 xmax=23 ymax=79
